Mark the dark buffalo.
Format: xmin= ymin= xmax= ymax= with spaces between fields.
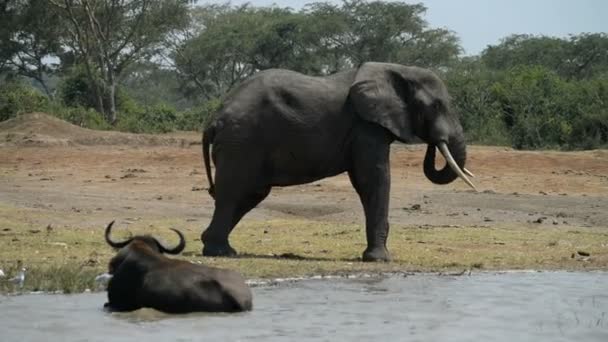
xmin=104 ymin=221 xmax=252 ymax=313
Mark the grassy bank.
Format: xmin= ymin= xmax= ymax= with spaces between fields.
xmin=1 ymin=205 xmax=606 ymax=294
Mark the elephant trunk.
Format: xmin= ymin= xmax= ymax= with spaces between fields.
xmin=423 ymin=135 xmax=471 ymax=187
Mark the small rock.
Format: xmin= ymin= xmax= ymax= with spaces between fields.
xmin=411 ymin=204 xmax=421 ymax=210
xmin=28 ymin=229 xmax=41 ymax=234
xmin=483 ymin=217 xmax=493 ymax=222
xmin=539 ymin=191 xmax=548 ymax=195
xmin=577 ymin=250 xmax=590 ymax=257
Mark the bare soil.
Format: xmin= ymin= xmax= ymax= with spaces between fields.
xmin=0 ymin=113 xmax=607 ymax=281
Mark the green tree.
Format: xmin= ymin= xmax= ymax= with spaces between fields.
xmin=49 ymin=0 xmax=191 ymax=124
xmin=481 ymin=33 xmax=608 ymax=79
xmin=0 ymin=0 xmax=64 ymax=97
xmin=172 ymin=4 xmax=318 ymax=99
xmin=305 ymin=0 xmax=461 ymax=70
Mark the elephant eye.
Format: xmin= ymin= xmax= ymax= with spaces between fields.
xmin=432 ymin=100 xmax=443 ymax=112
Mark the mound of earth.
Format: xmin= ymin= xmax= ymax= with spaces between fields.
xmin=0 ymin=113 xmax=200 ymax=147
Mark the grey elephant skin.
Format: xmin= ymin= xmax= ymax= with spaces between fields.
xmin=202 ymin=62 xmax=473 ymax=262
xmin=103 ymin=221 xmax=252 ymax=313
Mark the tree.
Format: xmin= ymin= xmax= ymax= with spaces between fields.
xmin=0 ymin=0 xmax=64 ymax=97
xmin=481 ymin=33 xmax=608 ymax=79
xmin=171 ymin=4 xmax=319 ymax=99
xmin=305 ymin=0 xmax=461 ymax=70
xmin=49 ymin=0 xmax=191 ymax=124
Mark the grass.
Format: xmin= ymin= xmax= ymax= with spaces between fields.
xmin=1 ymin=205 xmax=607 ymax=294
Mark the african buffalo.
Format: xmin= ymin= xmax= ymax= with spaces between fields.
xmin=103 ymin=221 xmax=252 ymax=313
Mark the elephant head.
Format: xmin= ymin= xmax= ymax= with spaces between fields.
xmin=349 ymin=62 xmax=476 ymax=189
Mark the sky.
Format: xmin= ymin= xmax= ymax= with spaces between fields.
xmin=200 ymin=0 xmax=608 ymax=55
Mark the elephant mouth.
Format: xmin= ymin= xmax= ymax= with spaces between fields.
xmin=423 ymin=141 xmax=476 ymax=191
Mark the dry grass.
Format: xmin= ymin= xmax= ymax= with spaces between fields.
xmin=1 ymin=204 xmax=606 ymax=294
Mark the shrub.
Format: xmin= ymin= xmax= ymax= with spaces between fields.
xmin=175 ymin=98 xmax=222 ymax=131
xmin=116 ymin=103 xmax=178 ymax=133
xmin=0 ymin=81 xmax=50 ymax=121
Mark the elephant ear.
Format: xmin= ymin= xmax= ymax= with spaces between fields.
xmin=349 ymin=62 xmax=419 ymax=142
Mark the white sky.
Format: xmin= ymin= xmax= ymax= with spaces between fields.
xmin=199 ymin=0 xmax=608 ymax=55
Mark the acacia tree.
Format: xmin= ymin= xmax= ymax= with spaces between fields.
xmin=305 ymin=0 xmax=461 ymax=70
xmin=481 ymin=33 xmax=608 ymax=80
xmin=173 ymin=1 xmax=461 ymax=100
xmin=0 ymin=0 xmax=64 ymax=97
xmin=170 ymin=4 xmax=318 ymax=100
xmin=49 ymin=0 xmax=190 ymax=124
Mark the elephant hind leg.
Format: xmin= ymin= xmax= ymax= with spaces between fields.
xmin=202 ymin=186 xmax=270 ymax=257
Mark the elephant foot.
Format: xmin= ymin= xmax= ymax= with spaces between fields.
xmin=202 ymin=243 xmax=238 ymax=257
xmin=362 ymin=246 xmax=391 ymax=262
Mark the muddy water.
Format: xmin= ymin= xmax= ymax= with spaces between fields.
xmin=0 ymin=272 xmax=606 ymax=342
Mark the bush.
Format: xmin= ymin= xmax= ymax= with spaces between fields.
xmin=58 ymin=65 xmax=101 ymax=110
xmin=446 ymin=62 xmax=608 ymax=150
xmin=175 ymin=98 xmax=222 ymax=131
xmin=0 ymin=81 xmax=50 ymax=121
xmin=116 ymin=103 xmax=178 ymax=133
xmin=445 ymin=63 xmax=511 ymax=146
xmin=50 ymin=103 xmax=111 ymax=131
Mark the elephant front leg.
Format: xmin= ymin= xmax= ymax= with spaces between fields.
xmin=349 ymin=127 xmax=393 ymax=262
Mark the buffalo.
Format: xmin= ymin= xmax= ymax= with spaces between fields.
xmin=103 ymin=221 xmax=252 ymax=313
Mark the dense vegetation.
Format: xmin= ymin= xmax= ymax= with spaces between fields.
xmin=1 ymin=0 xmax=606 ymax=149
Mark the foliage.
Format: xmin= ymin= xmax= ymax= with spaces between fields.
xmin=50 ymin=0 xmax=192 ymax=123
xmin=0 ymin=80 xmax=49 ymax=121
xmin=174 ymin=0 xmax=460 ymax=98
xmin=116 ymin=103 xmax=178 ymax=133
xmin=0 ymin=1 xmax=606 ymax=149
xmin=305 ymin=0 xmax=460 ymax=69
xmin=481 ymin=33 xmax=608 ymax=80
xmin=175 ymin=98 xmax=222 ymax=131
xmin=58 ymin=64 xmax=100 ymax=109
xmin=0 ymin=0 xmax=64 ymax=97
xmin=444 ymin=59 xmax=511 ymax=146
xmin=51 ymin=104 xmax=110 ymax=130
xmin=446 ymin=63 xmax=608 ymax=149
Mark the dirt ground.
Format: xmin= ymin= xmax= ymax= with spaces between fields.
xmin=2 ymin=113 xmax=607 ymax=231
xmin=1 ymin=113 xmax=607 ymax=261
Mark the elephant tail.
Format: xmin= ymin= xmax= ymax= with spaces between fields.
xmin=202 ymin=128 xmax=215 ymax=199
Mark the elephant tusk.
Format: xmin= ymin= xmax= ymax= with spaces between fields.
xmin=438 ymin=142 xmax=477 ymax=191
xmin=463 ymin=167 xmax=475 ymax=178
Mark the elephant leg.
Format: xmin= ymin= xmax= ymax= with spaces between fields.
xmin=348 ymin=124 xmax=393 ymax=262
xmin=202 ymin=155 xmax=270 ymax=257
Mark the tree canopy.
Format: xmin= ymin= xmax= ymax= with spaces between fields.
xmin=1 ymin=0 xmax=606 ymax=150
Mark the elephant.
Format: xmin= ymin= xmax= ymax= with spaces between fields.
xmin=201 ymin=62 xmax=476 ymax=262
xmin=103 ymin=221 xmax=253 ymax=313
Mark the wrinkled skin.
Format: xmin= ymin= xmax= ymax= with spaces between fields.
xmin=202 ymin=62 xmax=470 ymax=262
xmin=104 ymin=221 xmax=252 ymax=313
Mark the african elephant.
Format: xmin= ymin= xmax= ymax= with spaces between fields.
xmin=201 ymin=62 xmax=476 ymax=262
xmin=104 ymin=221 xmax=252 ymax=313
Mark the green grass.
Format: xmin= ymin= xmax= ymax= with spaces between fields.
xmin=1 ymin=205 xmax=607 ymax=294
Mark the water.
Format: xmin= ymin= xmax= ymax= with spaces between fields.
xmin=0 ymin=272 xmax=606 ymax=342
